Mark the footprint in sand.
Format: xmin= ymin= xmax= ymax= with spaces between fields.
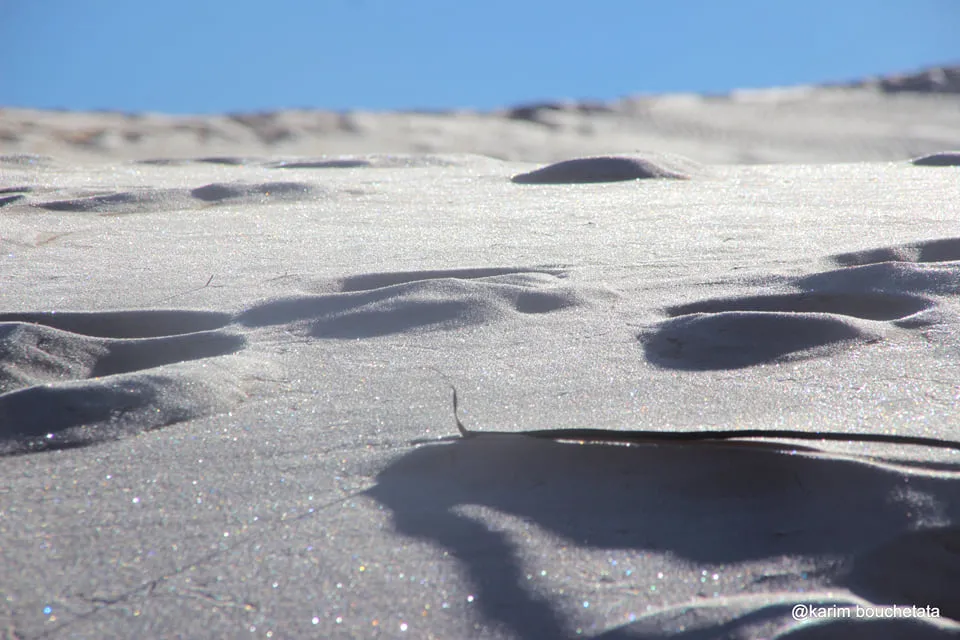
xmin=643 ymin=237 xmax=960 ymax=370
xmin=265 ymin=153 xmax=498 ymax=169
xmin=238 ymin=267 xmax=582 ymax=339
xmin=136 ymin=156 xmax=261 ymax=166
xmin=29 ymin=180 xmax=327 ymax=215
xmin=804 ymin=237 xmax=960 ymax=299
xmin=2 ymin=267 xmax=588 ymax=453
xmin=0 ymin=310 xmax=245 ymax=454
xmin=831 ymin=237 xmax=960 ymax=268
xmin=131 ymin=153 xmax=498 ymax=170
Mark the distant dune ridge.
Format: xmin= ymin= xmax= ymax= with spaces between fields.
xmin=1 ymin=64 xmax=958 ymax=164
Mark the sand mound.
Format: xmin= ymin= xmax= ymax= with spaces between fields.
xmin=511 ymin=154 xmax=692 ymax=184
xmin=911 ymin=152 xmax=960 ymax=167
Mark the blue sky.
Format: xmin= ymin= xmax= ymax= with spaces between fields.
xmin=1 ymin=1 xmax=958 ymax=114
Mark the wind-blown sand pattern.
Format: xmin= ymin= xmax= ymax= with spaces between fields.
xmin=2 ymin=72 xmax=960 ymax=637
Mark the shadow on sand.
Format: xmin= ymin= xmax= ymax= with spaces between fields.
xmin=365 ymin=437 xmax=960 ymax=638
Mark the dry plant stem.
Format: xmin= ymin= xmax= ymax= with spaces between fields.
xmin=450 ymin=387 xmax=960 ymax=452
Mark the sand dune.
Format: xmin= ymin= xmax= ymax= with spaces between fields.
xmin=3 ymin=66 xmax=960 ymax=164
xmin=1 ymin=69 xmax=960 ymax=637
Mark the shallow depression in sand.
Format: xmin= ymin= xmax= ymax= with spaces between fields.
xmin=666 ymin=291 xmax=934 ymax=322
xmin=236 ymin=270 xmax=584 ymax=339
xmin=336 ymin=266 xmax=568 ymax=292
xmin=800 ymin=262 xmax=960 ymax=297
xmin=29 ymin=180 xmax=331 ymax=214
xmin=833 ymin=237 xmax=960 ymax=267
xmin=36 ymin=188 xmax=193 ymax=214
xmin=641 ymin=311 xmax=885 ymax=370
xmin=0 ymin=310 xmax=247 ymax=454
xmin=189 ymin=180 xmax=322 ymax=203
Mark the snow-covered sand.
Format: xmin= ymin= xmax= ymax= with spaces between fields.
xmin=2 ymin=79 xmax=960 ymax=638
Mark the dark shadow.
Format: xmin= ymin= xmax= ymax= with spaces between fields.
xmin=840 ymin=526 xmax=960 ymax=620
xmin=0 ymin=186 xmax=34 ymax=195
xmin=196 ymin=156 xmax=251 ymax=166
xmin=309 ymin=299 xmax=482 ymax=339
xmin=189 ymin=181 xmax=316 ymax=202
xmin=36 ymin=189 xmax=183 ymax=213
xmin=643 ymin=236 xmax=960 ymax=371
xmin=0 ymin=310 xmax=233 ymax=338
xmin=266 ymin=159 xmax=371 ymax=169
xmin=136 ymin=158 xmax=190 ymax=166
xmin=911 ymin=152 xmax=960 ymax=167
xmin=832 ymin=237 xmax=960 ymax=266
xmin=338 ymin=267 xmax=565 ymax=292
xmin=514 ymin=290 xmax=572 ymax=313
xmin=665 ymin=292 xmax=933 ymax=321
xmin=797 ymin=262 xmax=960 ymax=297
xmin=0 ymin=381 xmax=158 ymax=440
xmin=91 ymin=331 xmax=246 ymax=377
xmin=777 ymin=617 xmax=958 ymax=639
xmin=0 ymin=366 xmax=235 ymax=456
xmin=366 ymin=437 xmax=960 ymax=638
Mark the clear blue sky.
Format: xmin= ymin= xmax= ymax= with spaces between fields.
xmin=1 ymin=1 xmax=958 ymax=114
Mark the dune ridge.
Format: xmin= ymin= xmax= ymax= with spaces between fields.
xmin=2 ymin=65 xmax=959 ymax=165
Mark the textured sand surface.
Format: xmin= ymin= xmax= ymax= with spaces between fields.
xmin=1 ymin=77 xmax=960 ymax=638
